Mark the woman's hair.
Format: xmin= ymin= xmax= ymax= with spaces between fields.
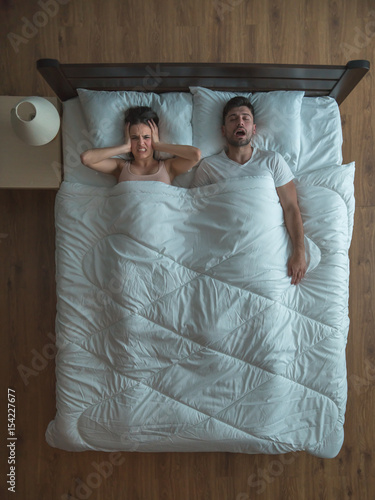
xmin=124 ymin=106 xmax=159 ymax=127
xmin=222 ymin=96 xmax=255 ymax=124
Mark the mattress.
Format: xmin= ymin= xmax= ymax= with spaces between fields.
xmin=47 ymin=93 xmax=353 ymax=458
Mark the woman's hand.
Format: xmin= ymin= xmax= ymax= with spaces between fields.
xmin=148 ymin=119 xmax=160 ymax=147
xmin=124 ymin=122 xmax=131 ymax=150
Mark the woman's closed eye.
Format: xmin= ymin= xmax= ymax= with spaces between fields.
xmin=131 ymin=135 xmax=151 ymax=140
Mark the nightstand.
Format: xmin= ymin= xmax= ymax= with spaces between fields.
xmin=0 ymin=96 xmax=62 ymax=189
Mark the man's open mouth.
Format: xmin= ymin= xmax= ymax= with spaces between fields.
xmin=235 ymin=129 xmax=246 ymax=137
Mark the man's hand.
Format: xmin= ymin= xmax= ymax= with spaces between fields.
xmin=288 ymin=250 xmax=307 ymax=285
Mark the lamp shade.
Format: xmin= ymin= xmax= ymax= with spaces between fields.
xmin=10 ymin=97 xmax=60 ymax=146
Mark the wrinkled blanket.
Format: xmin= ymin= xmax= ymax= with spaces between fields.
xmin=47 ymin=166 xmax=354 ymax=458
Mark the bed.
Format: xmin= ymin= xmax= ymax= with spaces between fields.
xmin=37 ymin=59 xmax=369 ymax=458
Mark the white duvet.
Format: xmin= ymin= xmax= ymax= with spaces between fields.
xmin=47 ymin=165 xmax=354 ymax=458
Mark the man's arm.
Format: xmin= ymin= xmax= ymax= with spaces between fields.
xmin=276 ymin=180 xmax=306 ymax=285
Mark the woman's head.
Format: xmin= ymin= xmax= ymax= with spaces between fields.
xmin=124 ymin=106 xmax=159 ymax=159
xmin=124 ymin=106 xmax=159 ymax=128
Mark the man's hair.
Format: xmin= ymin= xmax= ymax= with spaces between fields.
xmin=124 ymin=106 xmax=159 ymax=127
xmin=222 ymin=97 xmax=255 ymax=124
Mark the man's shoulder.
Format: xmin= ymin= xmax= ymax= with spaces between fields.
xmin=254 ymin=147 xmax=289 ymax=166
xmin=198 ymin=150 xmax=227 ymax=170
xmin=191 ymin=150 xmax=227 ymax=187
xmin=254 ymin=147 xmax=282 ymax=160
xmin=201 ymin=150 xmax=226 ymax=162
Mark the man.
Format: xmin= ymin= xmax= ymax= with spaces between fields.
xmin=191 ymin=96 xmax=306 ymax=285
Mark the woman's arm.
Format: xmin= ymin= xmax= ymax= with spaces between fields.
xmin=155 ymin=143 xmax=201 ymax=179
xmin=80 ymin=124 xmax=131 ymax=176
xmin=80 ymin=143 xmax=130 ymax=175
xmin=148 ymin=120 xmax=201 ymax=181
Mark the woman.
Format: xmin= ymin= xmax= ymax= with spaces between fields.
xmin=80 ymin=106 xmax=201 ymax=184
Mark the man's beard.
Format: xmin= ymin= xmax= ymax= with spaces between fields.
xmin=226 ymin=135 xmax=252 ymax=147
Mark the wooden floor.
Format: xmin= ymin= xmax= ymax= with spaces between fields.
xmin=1 ymin=0 xmax=374 ymax=499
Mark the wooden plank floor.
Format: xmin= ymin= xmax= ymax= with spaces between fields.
xmin=0 ymin=0 xmax=374 ymax=499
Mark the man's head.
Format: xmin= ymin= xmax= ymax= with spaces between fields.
xmin=222 ymin=97 xmax=256 ymax=148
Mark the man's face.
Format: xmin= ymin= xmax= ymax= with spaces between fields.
xmin=222 ymin=106 xmax=256 ymax=147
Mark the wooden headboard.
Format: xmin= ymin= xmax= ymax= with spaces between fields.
xmin=37 ymin=59 xmax=369 ymax=105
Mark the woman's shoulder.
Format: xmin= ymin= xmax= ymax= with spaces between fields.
xmin=116 ymin=158 xmax=129 ymax=170
xmin=161 ymin=157 xmax=173 ymax=170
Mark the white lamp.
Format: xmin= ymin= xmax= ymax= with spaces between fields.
xmin=10 ymin=96 xmax=60 ymax=146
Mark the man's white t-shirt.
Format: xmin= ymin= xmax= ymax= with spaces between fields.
xmin=191 ymin=147 xmax=294 ymax=188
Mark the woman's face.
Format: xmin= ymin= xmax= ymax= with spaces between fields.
xmin=129 ymin=123 xmax=153 ymax=159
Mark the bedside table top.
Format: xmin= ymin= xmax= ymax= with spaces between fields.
xmin=0 ymin=96 xmax=62 ymax=189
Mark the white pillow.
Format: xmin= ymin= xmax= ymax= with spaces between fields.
xmin=298 ymin=97 xmax=343 ymax=174
xmin=190 ymin=87 xmax=304 ymax=168
xmin=77 ymin=88 xmax=193 ymax=158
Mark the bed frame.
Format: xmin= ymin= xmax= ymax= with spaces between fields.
xmin=37 ymin=59 xmax=369 ymax=105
